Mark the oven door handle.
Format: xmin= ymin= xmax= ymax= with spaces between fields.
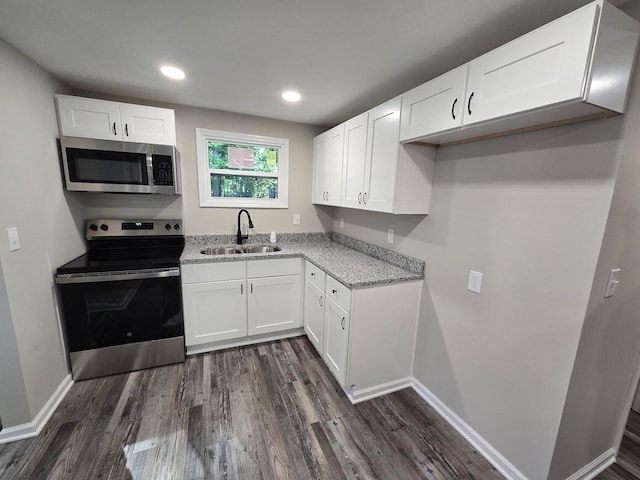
xmin=56 ymin=268 xmax=180 ymax=284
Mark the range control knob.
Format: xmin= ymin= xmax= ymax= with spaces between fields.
xmin=89 ymin=224 xmax=98 ymax=232
xmin=174 ymin=223 xmax=181 ymax=231
xmin=165 ymin=223 xmax=172 ymax=230
xmin=100 ymin=224 xmax=108 ymax=231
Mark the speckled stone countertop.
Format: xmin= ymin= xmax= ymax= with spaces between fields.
xmin=180 ymin=233 xmax=424 ymax=288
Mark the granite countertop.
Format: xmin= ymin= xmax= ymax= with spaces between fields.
xmin=180 ymin=233 xmax=424 ymax=289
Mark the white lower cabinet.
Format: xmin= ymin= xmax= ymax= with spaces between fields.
xmin=303 ymin=278 xmax=325 ymax=354
xmin=182 ymin=258 xmax=302 ymax=351
xmin=248 ymin=274 xmax=302 ymax=335
xmin=182 ymin=279 xmax=247 ymax=345
xmin=302 ymin=261 xmax=422 ymax=401
xmin=323 ymin=297 xmax=350 ymax=386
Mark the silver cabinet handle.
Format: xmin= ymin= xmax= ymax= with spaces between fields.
xmin=319 ymin=295 xmax=323 ymax=307
xmin=125 ymin=123 xmax=129 ymax=136
xmin=241 ymin=283 xmax=243 ymax=294
xmin=358 ymin=193 xmax=362 ymax=204
xmin=341 ymin=317 xmax=345 ymax=329
xmin=332 ymin=289 xmax=337 ymax=294
xmin=112 ymin=122 xmax=117 ymax=135
xmin=250 ymin=283 xmax=253 ymax=294
xmin=310 ymin=272 xmax=315 ymax=277
xmin=468 ymin=92 xmax=474 ymax=115
xmin=452 ymin=98 xmax=458 ymax=120
xmin=363 ymin=193 xmax=368 ymax=204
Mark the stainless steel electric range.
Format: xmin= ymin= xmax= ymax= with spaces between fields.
xmin=56 ymin=219 xmax=185 ymax=380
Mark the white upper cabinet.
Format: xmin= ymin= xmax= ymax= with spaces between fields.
xmin=312 ymin=124 xmax=344 ymax=206
xmin=339 ymin=98 xmax=436 ymax=214
xmin=56 ymin=96 xmax=123 ymax=142
xmin=341 ymin=112 xmax=368 ymax=209
xmin=400 ymin=65 xmax=468 ymax=142
xmin=464 ymin=3 xmax=598 ymax=126
xmin=400 ymin=0 xmax=639 ymax=145
xmin=118 ymin=104 xmax=176 ymax=145
xmin=363 ymin=98 xmax=403 ymax=213
xmin=56 ymin=95 xmax=176 ymax=146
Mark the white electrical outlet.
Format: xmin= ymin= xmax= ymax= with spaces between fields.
xmin=468 ymin=270 xmax=483 ymax=294
xmin=340 ymin=218 xmax=344 ymax=228
xmin=7 ymin=227 xmax=20 ymax=252
xmin=605 ymin=268 xmax=621 ymax=298
xmin=387 ymin=229 xmax=394 ymax=244
xmin=293 ymin=214 xmax=301 ymax=225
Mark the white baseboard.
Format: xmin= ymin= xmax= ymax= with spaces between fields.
xmin=346 ymin=377 xmax=413 ymax=404
xmin=565 ymin=449 xmax=616 ymax=480
xmin=0 ymin=374 xmax=73 ymax=445
xmin=411 ymin=378 xmax=528 ymax=480
xmin=187 ymin=329 xmax=305 ymax=356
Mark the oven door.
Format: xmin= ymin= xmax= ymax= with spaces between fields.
xmin=56 ymin=268 xmax=183 ymax=352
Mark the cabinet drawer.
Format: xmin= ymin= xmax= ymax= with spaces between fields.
xmin=181 ymin=261 xmax=246 ymax=284
xmin=326 ymin=275 xmax=351 ymax=312
xmin=247 ymin=258 xmax=302 ymax=278
xmin=305 ymin=260 xmax=326 ymax=288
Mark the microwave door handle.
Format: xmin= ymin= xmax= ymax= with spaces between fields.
xmin=56 ymin=268 xmax=180 ymax=284
xmin=147 ymin=153 xmax=155 ymax=187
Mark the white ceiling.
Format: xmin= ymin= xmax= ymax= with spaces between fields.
xmin=0 ymin=0 xmax=631 ymax=126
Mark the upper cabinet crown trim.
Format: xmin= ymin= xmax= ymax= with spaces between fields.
xmin=399 ymin=0 xmax=640 ymax=146
xmin=55 ymin=95 xmax=177 ymax=146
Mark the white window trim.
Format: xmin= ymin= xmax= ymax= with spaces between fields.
xmin=195 ymin=128 xmax=289 ymax=208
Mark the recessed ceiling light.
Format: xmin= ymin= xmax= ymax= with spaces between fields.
xmin=282 ymin=91 xmax=301 ymax=102
xmin=160 ymin=65 xmax=186 ymax=80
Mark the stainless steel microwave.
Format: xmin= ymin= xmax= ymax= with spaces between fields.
xmin=59 ymin=136 xmax=181 ymax=195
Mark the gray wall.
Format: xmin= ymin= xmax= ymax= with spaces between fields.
xmin=0 ymin=37 xmax=85 ymax=426
xmin=548 ymin=2 xmax=640 ymax=477
xmin=0 ymin=259 xmax=30 ymax=427
xmin=75 ymin=91 xmax=331 ymax=236
xmin=332 ymin=111 xmax=623 ymax=478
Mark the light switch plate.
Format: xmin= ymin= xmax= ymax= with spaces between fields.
xmin=468 ymin=270 xmax=483 ymax=294
xmin=7 ymin=227 xmax=20 ymax=252
xmin=293 ymin=214 xmax=300 ymax=225
xmin=387 ymin=229 xmax=394 ymax=244
xmin=605 ymin=268 xmax=621 ymax=298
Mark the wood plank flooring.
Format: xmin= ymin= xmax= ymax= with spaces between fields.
xmin=0 ymin=337 xmax=502 ymax=480
xmin=598 ymin=410 xmax=640 ymax=480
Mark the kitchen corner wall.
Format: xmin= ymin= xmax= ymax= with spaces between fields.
xmin=74 ymin=90 xmax=331 ymax=236
xmin=548 ymin=2 xmax=640 ymax=478
xmin=0 ymin=38 xmax=85 ymax=427
xmin=333 ymin=109 xmax=624 ymax=477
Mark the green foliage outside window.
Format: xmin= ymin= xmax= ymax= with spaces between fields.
xmin=210 ymin=174 xmax=278 ymax=199
xmin=208 ymin=142 xmax=279 ymax=173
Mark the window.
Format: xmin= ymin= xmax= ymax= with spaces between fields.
xmin=195 ymin=128 xmax=289 ymax=208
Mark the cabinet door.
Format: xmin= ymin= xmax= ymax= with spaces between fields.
xmin=119 ymin=104 xmax=176 ymax=145
xmin=363 ymin=97 xmax=401 ymax=213
xmin=464 ymin=3 xmax=598 ymax=126
xmin=312 ymin=131 xmax=329 ymax=204
xmin=400 ymin=65 xmax=468 ymax=141
xmin=182 ymin=280 xmax=247 ymax=346
xmin=323 ymin=298 xmax=350 ymax=386
xmin=341 ymin=112 xmax=368 ymax=208
xmin=326 ymin=124 xmax=345 ymax=206
xmin=56 ymin=95 xmax=122 ymax=141
xmin=248 ymin=275 xmax=302 ymax=335
xmin=303 ymin=279 xmax=325 ymax=355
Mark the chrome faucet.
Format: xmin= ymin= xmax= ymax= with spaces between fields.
xmin=236 ymin=209 xmax=254 ymax=245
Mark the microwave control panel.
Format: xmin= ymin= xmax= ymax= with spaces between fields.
xmin=152 ymin=155 xmax=174 ymax=186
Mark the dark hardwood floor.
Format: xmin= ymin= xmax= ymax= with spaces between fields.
xmin=598 ymin=410 xmax=640 ymax=480
xmin=0 ymin=336 xmax=502 ymax=480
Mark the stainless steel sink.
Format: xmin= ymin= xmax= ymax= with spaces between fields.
xmin=200 ymin=247 xmax=244 ymax=255
xmin=243 ymin=245 xmax=282 ymax=254
xmin=200 ymin=245 xmax=282 ymax=255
